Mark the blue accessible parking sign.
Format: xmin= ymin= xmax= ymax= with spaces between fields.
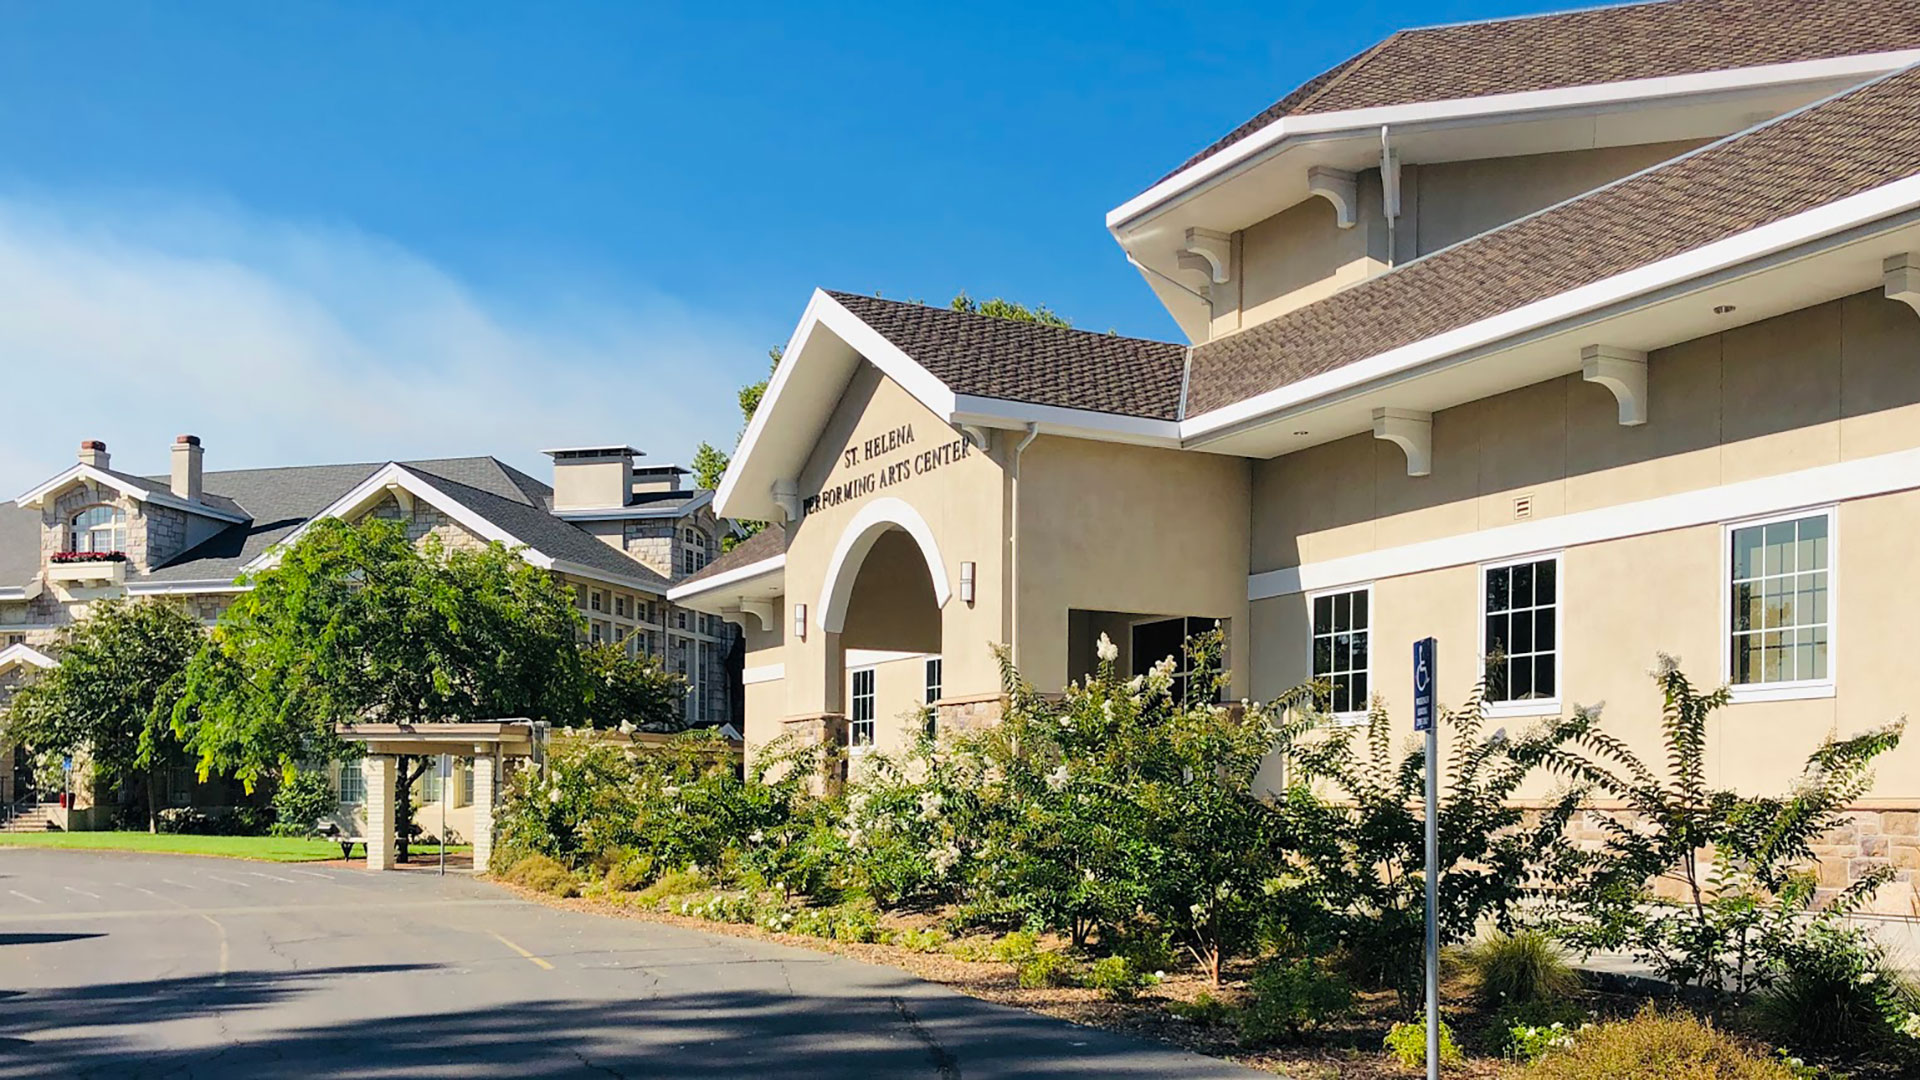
xmin=1413 ymin=637 xmax=1436 ymax=732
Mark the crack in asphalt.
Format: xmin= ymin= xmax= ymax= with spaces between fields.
xmin=892 ymin=996 xmax=962 ymax=1080
xmin=569 ymin=1047 xmax=630 ymax=1079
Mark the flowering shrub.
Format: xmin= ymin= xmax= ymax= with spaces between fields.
xmin=1506 ymin=1021 xmax=1580 ymax=1064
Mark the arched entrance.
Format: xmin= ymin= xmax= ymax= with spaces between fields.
xmin=816 ymin=499 xmax=947 ymax=762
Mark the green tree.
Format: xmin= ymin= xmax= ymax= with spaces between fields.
xmin=3 ymin=598 xmax=204 ymax=832
xmin=580 ymin=642 xmax=684 ymax=732
xmin=175 ymin=517 xmax=589 ymax=857
xmin=948 ymin=290 xmax=1071 ymax=327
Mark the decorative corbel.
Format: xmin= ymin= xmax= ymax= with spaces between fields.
xmin=1307 ymin=166 xmax=1358 ymax=229
xmin=1581 ymin=345 xmax=1649 ymax=426
xmin=738 ymin=599 xmax=776 ymax=632
xmin=958 ymin=424 xmax=992 ymax=451
xmin=771 ymin=479 xmax=801 ymax=523
xmin=1372 ymin=407 xmax=1432 ymax=477
xmin=1176 ymin=227 xmax=1232 ymax=285
xmin=384 ymin=482 xmax=415 ymax=517
xmin=1885 ymin=253 xmax=1920 ymax=317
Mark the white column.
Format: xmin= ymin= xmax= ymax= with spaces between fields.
xmin=363 ymin=754 xmax=396 ymax=871
xmin=471 ymin=746 xmax=498 ymax=874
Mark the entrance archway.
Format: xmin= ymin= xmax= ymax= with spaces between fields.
xmin=819 ymin=502 xmax=946 ymax=762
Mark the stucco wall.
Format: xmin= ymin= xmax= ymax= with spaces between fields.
xmin=1016 ymin=436 xmax=1251 ymax=698
xmin=1247 ymin=290 xmax=1920 ymax=805
xmin=1413 ymin=140 xmax=1706 ymax=255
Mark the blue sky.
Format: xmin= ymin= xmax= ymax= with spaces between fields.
xmin=0 ymin=0 xmax=1567 ymax=492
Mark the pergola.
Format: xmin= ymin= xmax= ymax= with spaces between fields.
xmin=333 ymin=721 xmax=540 ymax=872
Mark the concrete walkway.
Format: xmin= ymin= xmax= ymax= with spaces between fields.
xmin=0 ymin=849 xmax=1269 ymax=1079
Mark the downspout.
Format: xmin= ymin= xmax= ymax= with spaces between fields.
xmin=1008 ymin=423 xmax=1040 ymax=670
xmin=1380 ymin=125 xmax=1401 ymax=268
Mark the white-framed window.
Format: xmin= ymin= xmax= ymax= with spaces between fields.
xmin=924 ymin=656 xmax=942 ymax=704
xmin=590 ymin=589 xmax=605 ymax=613
xmin=69 ymin=504 xmax=127 ymax=553
xmin=337 ymin=762 xmax=365 ymax=805
xmin=418 ymin=760 xmax=443 ymax=803
xmin=849 ymin=667 xmax=876 ymax=748
xmin=1726 ymin=507 xmax=1834 ymax=700
xmin=1309 ymin=585 xmax=1371 ymax=718
xmin=1481 ymin=553 xmax=1560 ymax=715
xmin=615 ymin=594 xmax=630 ymax=619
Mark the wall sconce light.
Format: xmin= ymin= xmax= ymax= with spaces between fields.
xmin=793 ymin=602 xmax=807 ymax=642
xmin=959 ymin=561 xmax=976 ymax=605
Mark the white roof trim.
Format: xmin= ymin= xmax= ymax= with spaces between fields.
xmin=1111 ymin=49 xmax=1920 ymax=231
xmin=950 ymin=396 xmax=1182 ymax=447
xmin=14 ymin=463 xmax=250 ymax=524
xmin=555 ymin=490 xmax=713 ymax=522
xmin=1180 ymin=172 xmax=1920 ymax=444
xmin=125 ymin=579 xmax=251 ymax=596
xmin=241 ymin=462 xmax=552 ymax=575
xmin=0 ymin=642 xmax=56 ymax=670
xmin=666 ymin=553 xmax=785 ymax=603
xmin=547 ymin=559 xmax=668 ymax=596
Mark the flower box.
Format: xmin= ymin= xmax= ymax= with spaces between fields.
xmin=49 ymin=550 xmax=127 ymax=564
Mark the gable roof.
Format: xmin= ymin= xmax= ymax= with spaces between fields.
xmin=1184 ymin=61 xmax=1920 ymax=416
xmin=824 ymin=292 xmax=1189 ymax=421
xmin=675 ymin=525 xmax=785 ymax=591
xmin=1160 ymin=0 xmax=1920 ymax=186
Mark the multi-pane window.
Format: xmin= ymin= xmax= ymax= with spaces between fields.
xmin=849 ymin=668 xmax=876 ymax=748
xmin=1130 ymin=616 xmax=1222 ymax=704
xmin=419 ymin=760 xmax=443 ymax=803
xmin=590 ymin=589 xmax=604 ymax=613
xmin=615 ymin=595 xmax=630 ymax=618
xmin=1483 ymin=555 xmax=1559 ymax=707
xmin=1730 ymin=512 xmax=1831 ymax=687
xmin=923 ymin=656 xmax=942 ymax=739
xmin=1310 ymin=587 xmax=1370 ymax=716
xmin=337 ymin=762 xmax=364 ymax=805
xmin=69 ymin=505 xmax=126 ymax=553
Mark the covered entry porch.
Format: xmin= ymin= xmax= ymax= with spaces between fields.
xmin=334 ymin=721 xmax=539 ymax=873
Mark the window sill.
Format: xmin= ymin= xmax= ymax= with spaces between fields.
xmin=1329 ymin=712 xmax=1370 ymax=728
xmin=1483 ymin=699 xmax=1563 ymax=720
xmin=1728 ymin=681 xmax=1835 ymax=704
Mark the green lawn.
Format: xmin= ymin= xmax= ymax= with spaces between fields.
xmin=0 ymin=831 xmax=469 ymax=863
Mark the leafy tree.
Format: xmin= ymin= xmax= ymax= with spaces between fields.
xmin=1540 ymin=655 xmax=1905 ymax=994
xmin=176 ymin=517 xmax=589 ymax=857
xmin=1280 ymin=682 xmax=1589 ymax=1013
xmin=270 ymin=769 xmax=339 ymax=837
xmin=580 ymin=642 xmax=684 ymax=732
xmin=2 ymin=598 xmax=203 ymax=832
xmin=948 ymin=290 xmax=1071 ymax=327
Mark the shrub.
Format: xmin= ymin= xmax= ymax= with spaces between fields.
xmin=1168 ymin=992 xmax=1232 ymax=1024
xmin=1235 ymin=957 xmax=1354 ymax=1044
xmin=1469 ymin=929 xmax=1579 ymax=1008
xmin=1506 ymin=1021 xmax=1581 ymax=1064
xmin=635 ymin=868 xmax=706 ymax=906
xmin=500 ymin=853 xmax=577 ymax=897
xmin=270 ymin=769 xmax=339 ymax=837
xmin=1751 ymin=920 xmax=1920 ymax=1051
xmin=603 ymin=855 xmax=656 ymax=893
xmin=1017 ymin=951 xmax=1080 ymax=989
xmin=1520 ymin=1008 xmax=1797 ymax=1080
xmin=890 ymin=927 xmax=949 ymax=953
xmin=786 ymin=900 xmax=882 ymax=942
xmin=1543 ymin=657 xmax=1904 ymax=994
xmin=989 ymin=929 xmax=1042 ymax=963
xmin=1085 ymin=955 xmax=1156 ymax=1001
xmin=1384 ymin=1019 xmax=1462 ymax=1070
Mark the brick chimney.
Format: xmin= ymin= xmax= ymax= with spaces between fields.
xmin=77 ymin=439 xmax=109 ymax=470
xmin=171 ymin=434 xmax=204 ymax=501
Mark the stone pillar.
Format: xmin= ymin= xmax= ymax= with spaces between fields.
xmin=363 ymin=754 xmax=396 ymax=871
xmin=471 ymin=747 xmax=498 ymax=874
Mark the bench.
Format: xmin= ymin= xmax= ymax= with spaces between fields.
xmin=315 ymin=823 xmax=367 ymax=860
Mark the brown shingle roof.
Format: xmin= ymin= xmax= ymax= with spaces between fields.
xmin=677 ymin=525 xmax=785 ymax=590
xmin=1157 ymin=0 xmax=1920 ymax=186
xmin=825 ymin=291 xmax=1188 ymax=421
xmin=1185 ymin=64 xmax=1920 ymax=415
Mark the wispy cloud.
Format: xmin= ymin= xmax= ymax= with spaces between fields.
xmin=0 ymin=192 xmax=757 ymax=496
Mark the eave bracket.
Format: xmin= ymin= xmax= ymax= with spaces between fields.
xmin=1307 ymin=166 xmax=1359 ymax=229
xmin=1372 ymin=407 xmax=1432 ymax=477
xmin=1885 ymin=253 xmax=1920 ymax=317
xmin=1581 ymin=345 xmax=1649 ymax=427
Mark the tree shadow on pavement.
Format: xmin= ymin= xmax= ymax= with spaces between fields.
xmin=0 ymin=962 xmax=1256 ymax=1079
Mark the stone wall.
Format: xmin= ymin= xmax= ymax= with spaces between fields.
xmin=138 ymin=504 xmax=189 ymax=570
xmin=364 ymin=493 xmax=489 ymax=552
xmin=623 ymin=519 xmax=675 ymax=578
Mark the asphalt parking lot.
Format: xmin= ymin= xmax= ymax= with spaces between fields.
xmin=0 ymin=848 xmax=1267 ymax=1079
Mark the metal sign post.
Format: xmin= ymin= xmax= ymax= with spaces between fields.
xmin=1412 ymin=637 xmax=1439 ymax=1080
xmin=438 ymin=753 xmax=450 ymax=877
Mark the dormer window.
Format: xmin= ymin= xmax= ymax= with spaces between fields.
xmin=70 ymin=504 xmax=127 ymax=554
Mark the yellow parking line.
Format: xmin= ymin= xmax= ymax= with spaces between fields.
xmin=489 ymin=931 xmax=553 ymax=970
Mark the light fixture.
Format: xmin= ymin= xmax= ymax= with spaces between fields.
xmin=793 ymin=602 xmax=807 ymax=642
xmin=959 ymin=562 xmax=975 ymax=605
xmin=1713 ymin=304 xmax=1737 ymax=315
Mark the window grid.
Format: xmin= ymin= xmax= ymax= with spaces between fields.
xmin=923 ymin=657 xmax=942 ymax=739
xmin=1483 ymin=556 xmax=1558 ymax=706
xmin=70 ymin=505 xmax=127 ymax=554
xmin=1310 ymin=587 xmax=1370 ymax=715
xmin=849 ymin=668 xmax=876 ymax=748
xmin=338 ymin=762 xmax=365 ymax=804
xmin=1730 ymin=512 xmax=1830 ymax=687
